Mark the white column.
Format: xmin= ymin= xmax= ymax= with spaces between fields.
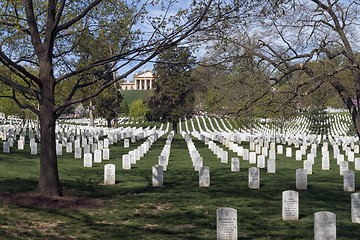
xmin=139 ymin=79 xmax=142 ymax=90
xmin=145 ymin=78 xmax=148 ymax=90
xmin=150 ymin=79 xmax=153 ymax=89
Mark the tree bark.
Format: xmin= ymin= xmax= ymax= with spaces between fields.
xmin=35 ymin=96 xmax=62 ymax=196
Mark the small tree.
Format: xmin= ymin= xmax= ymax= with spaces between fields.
xmin=146 ymin=46 xmax=196 ymax=133
xmin=93 ymin=85 xmax=123 ymax=128
xmin=129 ymin=99 xmax=149 ymax=122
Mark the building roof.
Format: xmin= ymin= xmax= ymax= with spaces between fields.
xmin=134 ymin=70 xmax=153 ymax=78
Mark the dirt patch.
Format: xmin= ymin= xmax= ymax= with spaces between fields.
xmin=0 ymin=192 xmax=104 ymax=210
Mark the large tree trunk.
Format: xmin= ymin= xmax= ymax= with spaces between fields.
xmin=35 ymin=95 xmax=62 ymax=196
xmin=35 ymin=56 xmax=62 ymax=197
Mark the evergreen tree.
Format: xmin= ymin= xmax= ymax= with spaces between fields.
xmin=146 ymin=46 xmax=196 ymax=133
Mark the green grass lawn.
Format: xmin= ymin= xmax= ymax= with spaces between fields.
xmin=0 ymin=133 xmax=360 ymax=239
xmin=121 ymin=90 xmax=152 ymax=105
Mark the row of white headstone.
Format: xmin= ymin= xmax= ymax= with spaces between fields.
xmin=217 ymin=192 xmax=360 ymax=239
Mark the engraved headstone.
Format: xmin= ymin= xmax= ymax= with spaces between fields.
xmin=122 ymin=154 xmax=131 ymax=169
xmin=243 ymin=149 xmax=249 ymax=161
xmin=30 ymin=143 xmax=37 ymax=155
xmin=74 ymin=148 xmax=82 ymax=159
xmin=152 ymin=165 xmax=163 ymax=187
xmin=221 ymin=151 xmax=228 ymax=163
xmin=3 ymin=141 xmax=10 ymax=153
xmin=231 ymin=158 xmax=240 ymax=172
xmin=344 ymin=170 xmax=355 ymax=192
xmin=103 ymin=148 xmax=110 ymax=160
xmin=355 ymin=157 xmax=360 ymax=171
xmin=124 ymin=139 xmax=130 ymax=148
xmin=314 ymin=211 xmax=336 ymax=240
xmin=339 ymin=161 xmax=348 ymax=176
xmin=104 ymin=164 xmax=115 ymax=185
xmin=94 ymin=149 xmax=102 ymax=163
xmin=304 ymin=160 xmax=312 ymax=174
xmin=286 ymin=147 xmax=292 ymax=157
xmin=282 ymin=190 xmax=299 ymax=220
xmin=296 ymin=169 xmax=307 ymax=190
xmin=66 ymin=142 xmax=72 ymax=153
xmin=216 ymin=207 xmax=237 ymax=240
xmin=248 ymin=167 xmax=260 ymax=189
xmin=257 ymin=155 xmax=265 ymax=168
xmin=249 ymin=152 xmax=256 ymax=164
xmin=199 ymin=166 xmax=210 ymax=187
xmin=351 ymin=192 xmax=360 ymax=223
xmin=83 ymin=153 xmax=92 ymax=167
xmin=267 ymin=158 xmax=276 ymax=173
xmin=296 ymin=150 xmax=302 ymax=161
xmin=277 ymin=145 xmax=283 ymax=154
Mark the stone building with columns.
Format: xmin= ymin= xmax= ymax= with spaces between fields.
xmin=119 ymin=70 xmax=155 ymax=90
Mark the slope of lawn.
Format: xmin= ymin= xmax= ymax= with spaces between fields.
xmin=0 ymin=130 xmax=359 ymax=239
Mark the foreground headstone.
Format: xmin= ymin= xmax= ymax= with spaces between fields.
xmin=152 ymin=165 xmax=163 ymax=187
xmin=282 ymin=190 xmax=299 ymax=220
xmin=199 ymin=166 xmax=210 ymax=187
xmin=314 ymin=211 xmax=336 ymax=240
xmin=248 ymin=167 xmax=260 ymax=189
xmin=351 ymin=193 xmax=360 ymax=223
xmin=104 ymin=164 xmax=115 ymax=185
xmin=216 ymin=207 xmax=237 ymax=240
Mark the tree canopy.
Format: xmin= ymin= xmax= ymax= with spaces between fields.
xmin=146 ymin=46 xmax=196 ymax=132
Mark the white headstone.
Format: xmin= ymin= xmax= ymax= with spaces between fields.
xmin=75 ymin=148 xmax=82 ymax=159
xmin=216 ymin=207 xmax=237 ymax=240
xmin=249 ymin=152 xmax=256 ymax=164
xmin=231 ymin=158 xmax=240 ymax=172
xmin=282 ymin=190 xmax=299 ymax=221
xmin=248 ymin=167 xmax=260 ymax=189
xmin=267 ymin=159 xmax=276 ymax=173
xmin=152 ymin=165 xmax=163 ymax=187
xmin=344 ymin=170 xmax=355 ymax=192
xmin=94 ymin=149 xmax=102 ymax=163
xmin=314 ymin=211 xmax=336 ymax=240
xmin=103 ymin=148 xmax=110 ymax=160
xmin=355 ymin=157 xmax=360 ymax=171
xmin=124 ymin=139 xmax=130 ymax=148
xmin=83 ymin=153 xmax=92 ymax=167
xmin=351 ymin=192 xmax=360 ymax=223
xmin=66 ymin=142 xmax=72 ymax=153
xmin=221 ymin=151 xmax=228 ymax=163
xmin=199 ymin=166 xmax=210 ymax=187
xmin=243 ymin=149 xmax=249 ymax=161
xmin=122 ymin=154 xmax=131 ymax=169
xmin=296 ymin=169 xmax=307 ymax=190
xmin=286 ymin=147 xmax=292 ymax=157
xmin=339 ymin=161 xmax=348 ymax=176
xmin=104 ymin=164 xmax=115 ymax=185
xmin=3 ymin=141 xmax=10 ymax=153
xmin=257 ymin=155 xmax=265 ymax=168
xmin=304 ymin=160 xmax=312 ymax=174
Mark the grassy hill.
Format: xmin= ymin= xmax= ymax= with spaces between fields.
xmin=120 ymin=90 xmax=152 ymax=105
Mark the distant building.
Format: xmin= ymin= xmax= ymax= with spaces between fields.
xmin=119 ymin=70 xmax=155 ymax=90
